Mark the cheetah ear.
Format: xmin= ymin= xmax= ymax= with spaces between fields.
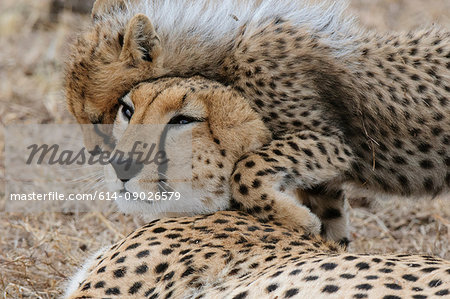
xmin=91 ymin=0 xmax=127 ymax=21
xmin=119 ymin=14 xmax=162 ymax=66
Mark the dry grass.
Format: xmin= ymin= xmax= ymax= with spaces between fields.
xmin=0 ymin=0 xmax=449 ymax=298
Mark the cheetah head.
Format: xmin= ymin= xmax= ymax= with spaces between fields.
xmin=104 ymin=76 xmax=270 ymax=220
xmin=66 ymin=0 xmax=164 ymax=153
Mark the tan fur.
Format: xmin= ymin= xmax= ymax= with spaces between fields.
xmin=66 ymin=0 xmax=450 ymax=243
xmin=103 ymin=77 xmax=321 ymax=233
xmin=91 ymin=0 xmax=129 ymax=19
xmin=65 ymin=210 xmax=450 ymax=299
xmin=66 ymin=12 xmax=164 ymax=145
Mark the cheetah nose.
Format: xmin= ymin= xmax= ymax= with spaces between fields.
xmin=109 ymin=156 xmax=143 ymax=183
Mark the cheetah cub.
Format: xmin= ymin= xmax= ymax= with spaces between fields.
xmin=65 ymin=211 xmax=450 ymax=299
xmin=66 ymin=0 xmax=450 ymax=242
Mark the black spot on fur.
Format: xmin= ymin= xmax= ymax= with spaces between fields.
xmin=128 ymin=282 xmax=142 ymax=295
xmin=233 ymin=291 xmax=248 ymax=299
xmin=356 ymin=262 xmax=370 ymax=270
xmin=113 ymin=267 xmax=126 ymax=278
xmin=267 ymin=284 xmax=278 ymax=293
xmin=285 ymin=288 xmax=300 ymax=297
xmin=322 ymin=285 xmax=339 ymax=293
xmin=153 ymin=227 xmax=167 ymax=233
xmin=402 ymin=274 xmax=418 ymax=282
xmin=355 ymin=284 xmax=373 ymax=290
xmin=105 ymin=287 xmax=121 ymax=295
xmin=181 ymin=266 xmax=195 ymax=278
xmin=320 ymin=263 xmax=337 ymax=270
xmin=135 ymin=264 xmax=148 ymax=274
xmin=385 ymin=283 xmax=402 ymax=290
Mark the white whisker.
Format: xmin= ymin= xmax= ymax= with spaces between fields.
xmin=82 ymin=180 xmax=106 ymax=194
xmin=66 ymin=171 xmax=104 ymax=184
xmin=157 ymin=182 xmax=168 ymax=193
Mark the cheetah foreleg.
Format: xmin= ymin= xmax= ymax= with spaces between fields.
xmin=230 ymin=130 xmax=353 ymax=241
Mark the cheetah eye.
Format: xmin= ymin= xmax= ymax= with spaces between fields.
xmin=168 ymin=115 xmax=204 ymax=125
xmin=118 ymin=99 xmax=134 ymax=121
xmin=121 ymin=105 xmax=134 ymax=121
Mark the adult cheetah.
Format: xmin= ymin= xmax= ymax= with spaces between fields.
xmin=64 ymin=213 xmax=450 ymax=299
xmin=66 ymin=0 xmax=450 ymax=242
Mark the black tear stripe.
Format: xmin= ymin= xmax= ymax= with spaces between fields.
xmin=156 ymin=112 xmax=203 ymax=195
xmin=157 ymin=125 xmax=170 ymax=194
xmin=154 ymin=122 xmax=188 ymax=199
xmin=93 ymin=123 xmax=116 ymax=149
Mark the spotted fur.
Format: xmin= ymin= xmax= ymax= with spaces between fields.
xmin=66 ymin=0 xmax=450 ymax=242
xmin=64 ymin=211 xmax=450 ymax=299
xmin=103 ymin=77 xmax=321 ymax=235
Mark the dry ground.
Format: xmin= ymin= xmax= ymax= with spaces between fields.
xmin=0 ymin=0 xmax=449 ymax=298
